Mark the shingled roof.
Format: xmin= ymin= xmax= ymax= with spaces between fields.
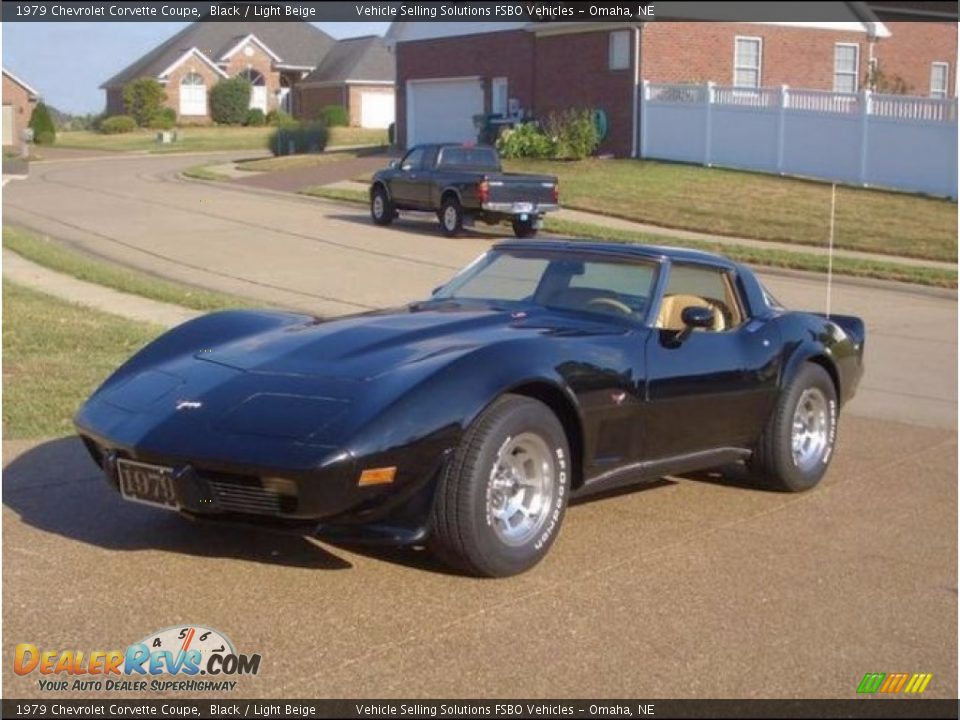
xmin=101 ymin=21 xmax=336 ymax=89
xmin=300 ymin=35 xmax=394 ymax=85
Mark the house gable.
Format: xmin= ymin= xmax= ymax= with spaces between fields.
xmin=218 ymin=33 xmax=283 ymax=64
xmin=157 ymin=48 xmax=228 ymax=83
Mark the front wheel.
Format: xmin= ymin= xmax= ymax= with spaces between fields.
xmin=511 ymin=217 xmax=538 ymax=239
xmin=370 ymin=186 xmax=393 ymax=226
xmin=429 ymin=395 xmax=571 ymax=577
xmin=749 ymin=363 xmax=838 ymax=492
xmin=438 ymin=196 xmax=464 ymax=237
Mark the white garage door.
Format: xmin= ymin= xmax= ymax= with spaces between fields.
xmin=407 ymin=78 xmax=483 ymax=147
xmin=2 ymin=106 xmax=14 ymax=146
xmin=360 ymin=92 xmax=395 ymax=129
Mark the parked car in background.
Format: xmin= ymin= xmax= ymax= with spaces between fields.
xmin=369 ymin=143 xmax=559 ymax=238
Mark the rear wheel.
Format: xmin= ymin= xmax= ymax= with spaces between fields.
xmin=749 ymin=363 xmax=838 ymax=492
xmin=429 ymin=395 xmax=570 ymax=577
xmin=511 ymin=217 xmax=538 ymax=239
xmin=439 ymin=195 xmax=464 ymax=237
xmin=370 ymin=185 xmax=393 ymax=226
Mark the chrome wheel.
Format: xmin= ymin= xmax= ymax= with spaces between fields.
xmin=791 ymin=387 xmax=829 ymax=471
xmin=443 ymin=205 xmax=458 ymax=232
xmin=372 ymin=194 xmax=384 ymax=219
xmin=487 ymin=433 xmax=555 ymax=546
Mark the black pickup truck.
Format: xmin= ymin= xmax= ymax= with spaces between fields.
xmin=369 ymin=144 xmax=559 ymax=238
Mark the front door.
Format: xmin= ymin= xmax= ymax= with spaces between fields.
xmin=641 ymin=263 xmax=781 ymax=460
xmin=389 ymin=146 xmax=426 ymax=206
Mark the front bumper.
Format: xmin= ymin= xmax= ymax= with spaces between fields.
xmin=79 ymin=433 xmax=452 ymax=546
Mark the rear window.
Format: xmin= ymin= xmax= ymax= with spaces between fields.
xmin=436 ymin=146 xmax=499 ymax=170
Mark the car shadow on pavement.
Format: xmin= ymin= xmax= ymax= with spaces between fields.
xmin=3 ymin=437 xmax=352 ymax=570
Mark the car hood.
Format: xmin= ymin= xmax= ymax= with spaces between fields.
xmin=193 ymin=303 xmax=615 ymax=380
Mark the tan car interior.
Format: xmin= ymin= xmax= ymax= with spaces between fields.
xmin=654 ymin=269 xmax=744 ymax=332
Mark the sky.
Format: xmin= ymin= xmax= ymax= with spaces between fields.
xmin=2 ymin=22 xmax=392 ymax=115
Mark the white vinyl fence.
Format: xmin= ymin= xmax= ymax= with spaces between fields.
xmin=639 ymin=81 xmax=958 ymax=199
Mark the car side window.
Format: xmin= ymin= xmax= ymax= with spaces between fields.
xmin=654 ymin=264 xmax=745 ymax=332
xmin=401 ymin=148 xmax=425 ymax=171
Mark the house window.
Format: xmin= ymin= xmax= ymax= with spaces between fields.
xmin=238 ymin=68 xmax=267 ymax=113
xmin=834 ymin=43 xmax=860 ymax=93
xmin=179 ymin=72 xmax=207 ymax=116
xmin=733 ymin=37 xmax=762 ymax=88
xmin=491 ymin=77 xmax=508 ymax=116
xmin=609 ymin=30 xmax=630 ymax=71
xmin=930 ymin=62 xmax=949 ymax=98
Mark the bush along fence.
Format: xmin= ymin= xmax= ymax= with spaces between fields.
xmin=639 ymin=80 xmax=958 ymax=199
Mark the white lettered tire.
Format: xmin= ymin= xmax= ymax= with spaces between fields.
xmin=429 ymin=394 xmax=570 ymax=577
xmin=749 ymin=363 xmax=838 ymax=492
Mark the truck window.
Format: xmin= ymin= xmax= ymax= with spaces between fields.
xmin=436 ymin=146 xmax=500 ymax=171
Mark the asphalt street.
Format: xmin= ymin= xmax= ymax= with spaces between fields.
xmin=2 ymin=153 xmax=956 ymax=699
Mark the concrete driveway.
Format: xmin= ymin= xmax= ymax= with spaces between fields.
xmin=2 ymin=153 xmax=956 ymax=699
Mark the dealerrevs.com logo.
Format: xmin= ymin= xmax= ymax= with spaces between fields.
xmin=14 ymin=625 xmax=261 ymax=693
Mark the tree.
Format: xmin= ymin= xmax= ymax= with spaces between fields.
xmin=123 ymin=77 xmax=167 ymax=127
xmin=209 ymin=77 xmax=251 ymax=125
xmin=28 ymin=102 xmax=56 ymax=144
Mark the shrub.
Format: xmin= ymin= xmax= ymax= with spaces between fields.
xmin=209 ymin=77 xmax=251 ymax=125
xmin=148 ymin=107 xmax=177 ymax=130
xmin=317 ymin=105 xmax=349 ymax=127
xmin=100 ymin=115 xmax=137 ymax=134
xmin=244 ymin=108 xmax=266 ymax=127
xmin=28 ymin=102 xmax=56 ymax=144
xmin=269 ymin=122 xmax=330 ymax=156
xmin=544 ymin=108 xmax=600 ymax=160
xmin=123 ymin=78 xmax=167 ymax=127
xmin=495 ymin=122 xmax=555 ymax=159
xmin=266 ymin=109 xmax=296 ymax=127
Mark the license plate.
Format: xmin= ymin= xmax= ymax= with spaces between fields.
xmin=117 ymin=459 xmax=178 ymax=510
xmin=512 ymin=202 xmax=534 ymax=214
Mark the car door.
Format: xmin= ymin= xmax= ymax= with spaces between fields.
xmin=389 ymin=146 xmax=426 ymax=206
xmin=641 ymin=262 xmax=782 ymax=460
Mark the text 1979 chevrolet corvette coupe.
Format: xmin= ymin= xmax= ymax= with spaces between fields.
xmin=76 ymin=242 xmax=864 ymax=577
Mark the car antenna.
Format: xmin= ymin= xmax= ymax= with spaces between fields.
xmin=826 ymin=183 xmax=836 ymax=320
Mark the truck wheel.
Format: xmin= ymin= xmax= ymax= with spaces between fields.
xmin=439 ymin=196 xmax=464 ymax=237
xmin=749 ymin=363 xmax=838 ymax=492
xmin=512 ymin=218 xmax=538 ymax=239
xmin=429 ymin=394 xmax=571 ymax=577
xmin=370 ymin=186 xmax=393 ymax=226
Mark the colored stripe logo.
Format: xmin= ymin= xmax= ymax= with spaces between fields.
xmin=857 ymin=672 xmax=932 ymax=695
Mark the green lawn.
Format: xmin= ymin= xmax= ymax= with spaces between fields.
xmin=55 ymin=126 xmax=275 ymax=154
xmin=3 ymin=282 xmax=163 ymax=439
xmin=302 ymin=185 xmax=957 ymax=289
xmin=501 ymin=158 xmax=958 ymax=263
xmin=54 ymin=125 xmax=387 ymax=155
xmin=3 ymin=226 xmax=256 ymax=311
xmin=235 ymin=147 xmax=380 ymax=173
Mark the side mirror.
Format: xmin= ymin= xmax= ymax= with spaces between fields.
xmin=676 ymin=306 xmax=714 ymax=342
xmin=388 ymin=159 xmax=399 ymax=170
xmin=431 ymin=285 xmax=443 ymax=296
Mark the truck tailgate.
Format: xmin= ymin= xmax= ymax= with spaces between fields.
xmin=486 ymin=173 xmax=558 ymax=206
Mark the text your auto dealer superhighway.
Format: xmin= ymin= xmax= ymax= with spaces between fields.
xmin=46 ymin=4 xmax=200 ymax=17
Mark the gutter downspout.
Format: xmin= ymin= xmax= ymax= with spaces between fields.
xmin=631 ymin=24 xmax=642 ymax=158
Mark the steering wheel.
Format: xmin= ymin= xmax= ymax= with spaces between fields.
xmin=585 ymin=297 xmax=633 ymax=316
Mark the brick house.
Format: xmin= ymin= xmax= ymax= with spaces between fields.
xmin=101 ymin=22 xmax=395 ymax=127
xmin=2 ymin=68 xmax=39 ymax=146
xmin=388 ymin=8 xmax=957 ymax=157
xmin=295 ymin=36 xmax=395 ymax=128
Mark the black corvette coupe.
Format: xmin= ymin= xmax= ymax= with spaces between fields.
xmin=76 ymin=241 xmax=865 ymax=577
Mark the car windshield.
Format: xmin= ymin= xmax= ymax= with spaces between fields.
xmin=436 ymin=146 xmax=500 ymax=170
xmin=433 ymin=249 xmax=659 ymax=321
